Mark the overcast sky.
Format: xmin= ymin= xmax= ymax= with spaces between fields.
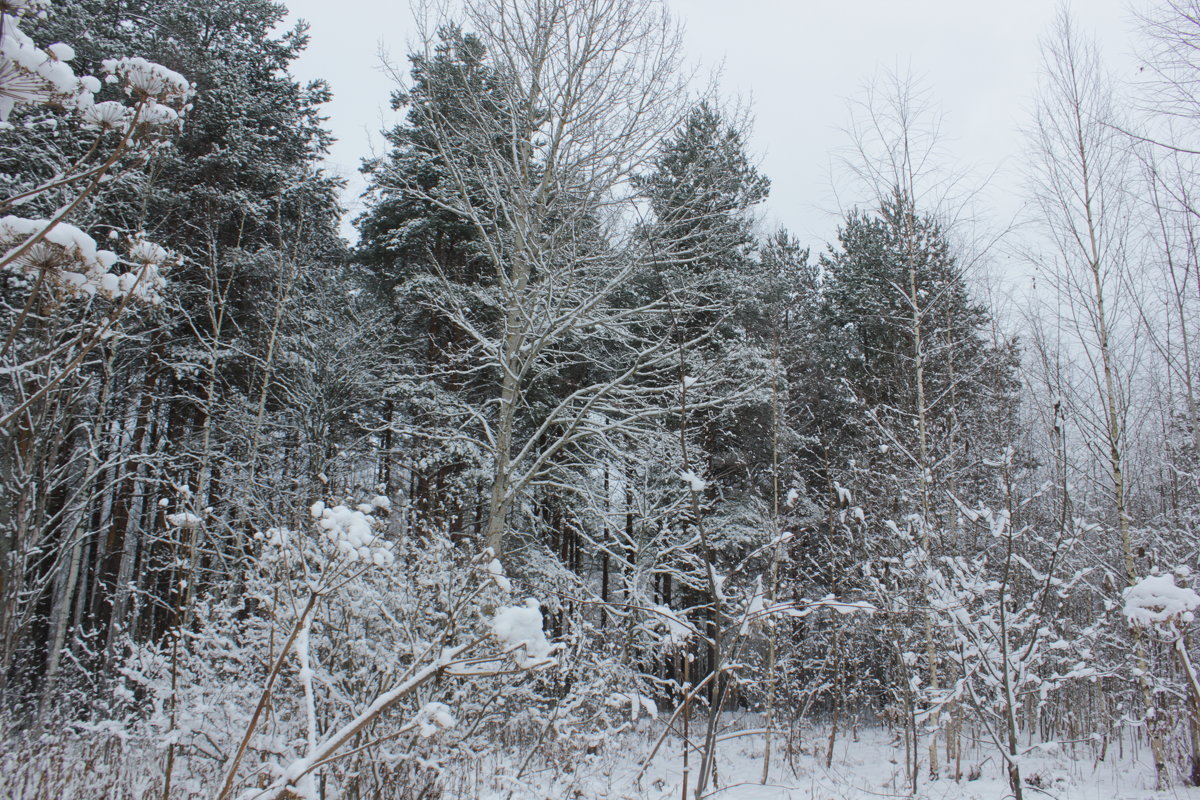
xmin=281 ymin=0 xmax=1139 ymax=252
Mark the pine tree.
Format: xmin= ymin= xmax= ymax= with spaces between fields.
xmin=0 ymin=0 xmax=346 ymax=705
xmin=356 ymin=26 xmax=505 ymax=536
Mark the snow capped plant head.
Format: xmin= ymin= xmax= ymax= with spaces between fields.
xmin=1 ymin=0 xmax=191 ymax=143
xmin=2 ymin=214 xmax=115 ymax=287
xmin=101 ymin=57 xmax=191 ymax=106
xmin=80 ymin=100 xmax=131 ymax=131
xmin=110 ymin=235 xmax=176 ymax=304
xmin=128 ymin=238 xmax=170 ymax=266
xmin=0 ymin=0 xmax=90 ymax=122
xmin=138 ymin=99 xmax=180 ymax=128
xmin=312 ymin=501 xmax=396 ymax=568
xmin=0 ymin=1 xmax=125 ymax=126
xmin=0 ymin=217 xmax=175 ymax=304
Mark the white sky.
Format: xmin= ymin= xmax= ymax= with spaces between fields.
xmin=282 ymin=0 xmax=1139 ymax=252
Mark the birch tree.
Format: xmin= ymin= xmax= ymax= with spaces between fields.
xmin=1026 ymin=8 xmax=1170 ymax=786
xmin=372 ymin=0 xmax=693 ymax=562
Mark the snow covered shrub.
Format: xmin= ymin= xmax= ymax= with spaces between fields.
xmin=0 ymin=493 xmax=564 ymax=799
xmin=1122 ymin=568 xmax=1200 ymax=781
xmin=95 ymin=496 xmax=558 ymax=800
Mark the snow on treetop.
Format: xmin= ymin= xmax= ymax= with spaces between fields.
xmin=1123 ymin=572 xmax=1200 ymax=627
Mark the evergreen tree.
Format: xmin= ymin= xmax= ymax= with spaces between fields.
xmin=817 ymin=191 xmax=1014 ymax=513
xmin=355 ymin=27 xmax=504 ymax=535
xmin=637 ymin=102 xmax=772 ymax=493
xmin=0 ymin=0 xmax=347 ymax=702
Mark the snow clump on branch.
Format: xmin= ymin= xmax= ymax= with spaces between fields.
xmin=680 ymin=469 xmax=706 ymax=492
xmin=1123 ymin=571 xmax=1200 ymax=628
xmin=310 ymin=501 xmax=396 ymax=567
xmin=492 ymin=598 xmax=554 ymax=668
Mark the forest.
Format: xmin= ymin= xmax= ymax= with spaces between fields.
xmin=3 ymin=0 xmax=1200 ymax=798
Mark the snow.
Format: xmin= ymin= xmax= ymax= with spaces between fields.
xmin=651 ymin=604 xmax=692 ymax=645
xmin=606 ymin=691 xmax=657 ymax=721
xmin=259 ymin=527 xmax=290 ymax=546
xmin=46 ymin=43 xmax=74 ymax=62
xmin=1123 ymin=572 xmax=1200 ymax=627
xmin=459 ymin=720 xmax=1200 ymax=800
xmin=492 ymin=599 xmax=553 ymax=668
xmin=138 ymin=101 xmax=179 ymax=127
xmin=101 ymin=57 xmax=190 ymax=101
xmin=314 ymin=504 xmax=395 ymax=566
xmin=166 ymin=512 xmax=202 ymax=529
xmin=680 ymin=470 xmax=706 ymax=492
xmin=416 ymin=701 xmax=456 ymax=737
xmin=487 ymin=558 xmax=512 ymax=592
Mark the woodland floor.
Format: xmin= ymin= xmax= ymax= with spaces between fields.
xmin=460 ymin=718 xmax=1200 ymax=800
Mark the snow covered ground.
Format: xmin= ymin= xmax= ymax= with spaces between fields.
xmin=460 ymin=719 xmax=1200 ymax=800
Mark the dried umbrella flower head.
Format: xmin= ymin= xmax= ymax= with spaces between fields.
xmin=80 ymin=100 xmax=130 ymax=130
xmin=101 ymin=57 xmax=191 ymax=103
xmin=0 ymin=1 xmax=85 ymax=122
xmin=0 ymin=216 xmax=175 ymax=304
